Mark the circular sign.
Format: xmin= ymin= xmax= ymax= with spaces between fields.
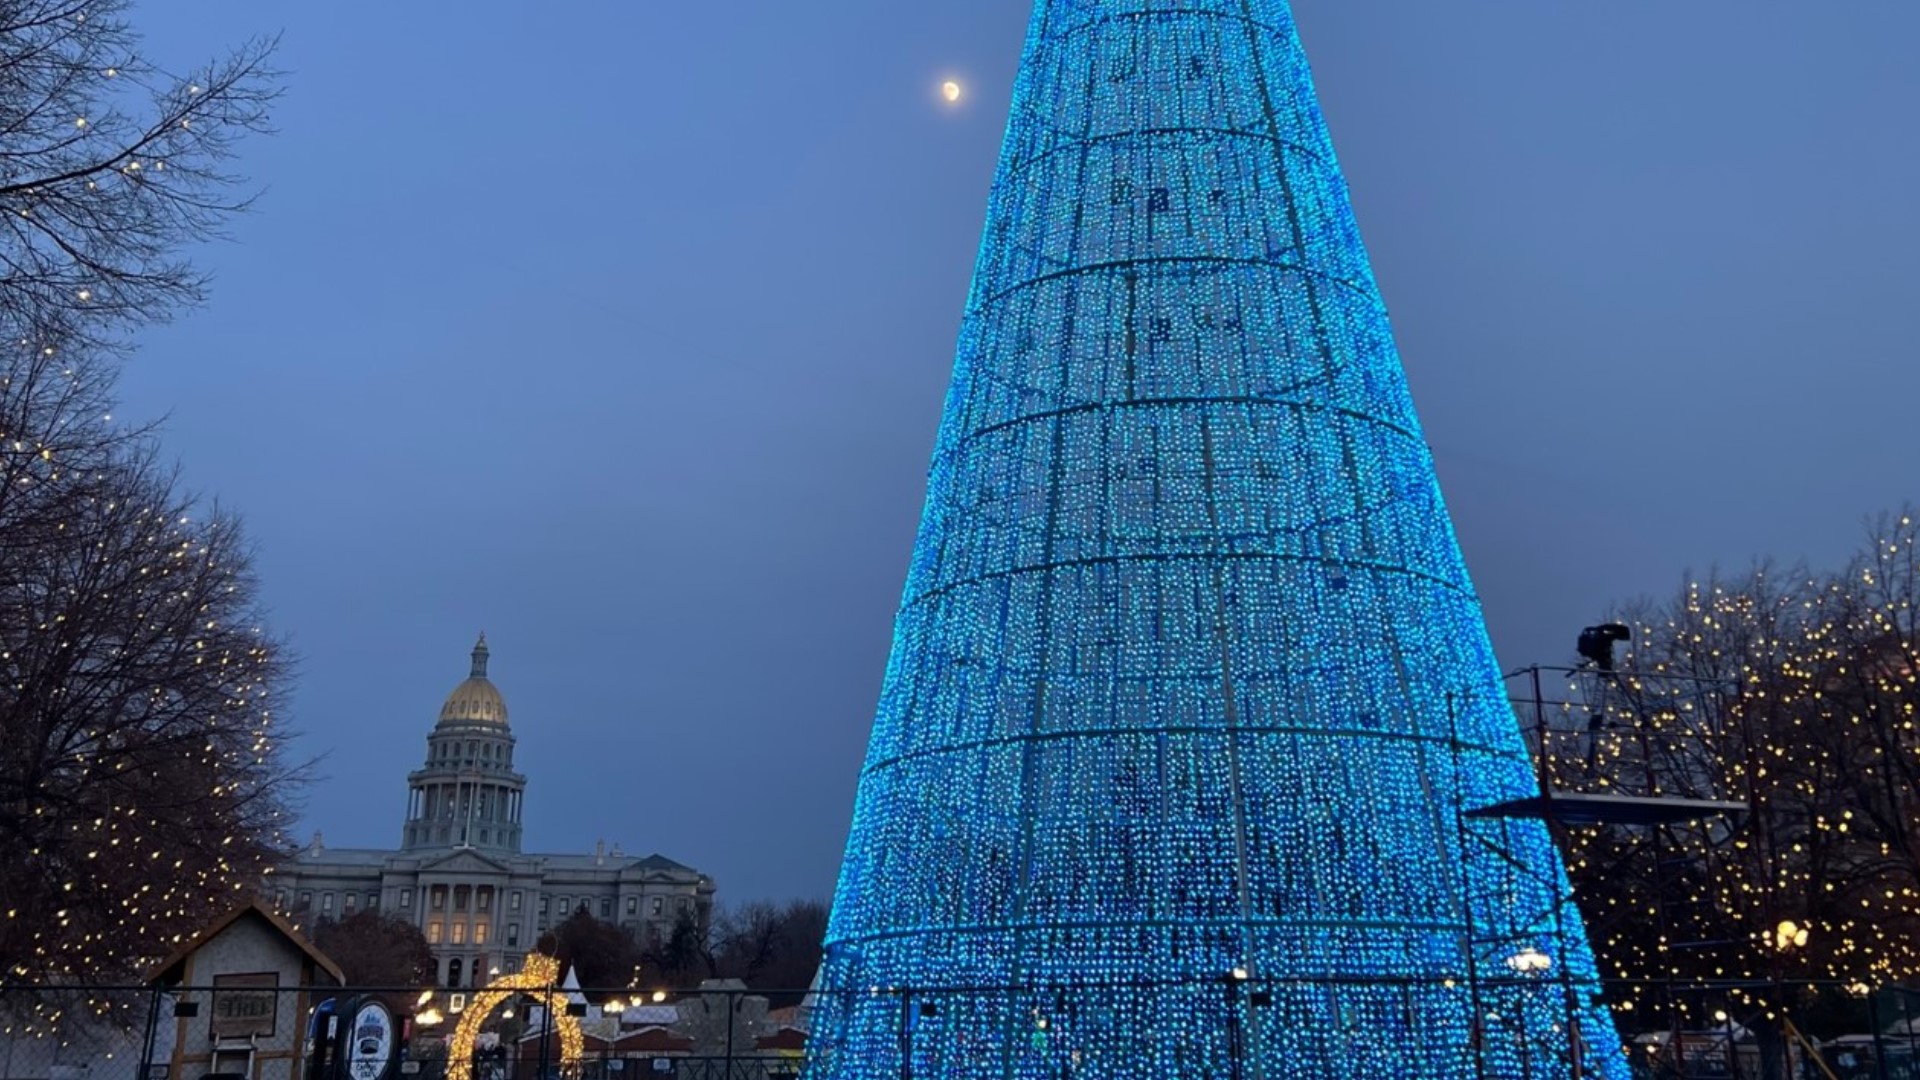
xmin=346 ymin=1000 xmax=395 ymax=1080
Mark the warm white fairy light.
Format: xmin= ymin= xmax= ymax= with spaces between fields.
xmin=445 ymin=955 xmax=583 ymax=1080
xmin=0 ymin=334 xmax=290 ymax=993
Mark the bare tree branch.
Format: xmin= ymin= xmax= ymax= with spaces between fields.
xmin=0 ymin=0 xmax=277 ymax=351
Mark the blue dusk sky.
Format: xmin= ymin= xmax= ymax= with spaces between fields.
xmin=121 ymin=2 xmax=1920 ymax=905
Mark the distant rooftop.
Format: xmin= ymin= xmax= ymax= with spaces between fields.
xmin=527 ymin=851 xmax=701 ymax=874
xmin=284 ymin=846 xmax=392 ymax=867
xmin=282 ymin=844 xmax=699 ymax=876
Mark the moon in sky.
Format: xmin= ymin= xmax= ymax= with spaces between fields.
xmin=941 ymin=80 xmax=963 ymax=104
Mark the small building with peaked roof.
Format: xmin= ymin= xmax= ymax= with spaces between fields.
xmin=144 ymin=899 xmax=345 ymax=1080
xmin=267 ymin=637 xmax=714 ymax=989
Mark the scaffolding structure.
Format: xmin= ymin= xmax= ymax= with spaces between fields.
xmin=1450 ymin=664 xmax=1748 ymax=1078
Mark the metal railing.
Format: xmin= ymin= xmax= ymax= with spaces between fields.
xmin=5 ymin=977 xmax=1920 ymax=1080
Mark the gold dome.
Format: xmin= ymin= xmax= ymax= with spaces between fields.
xmin=439 ymin=633 xmax=508 ymax=726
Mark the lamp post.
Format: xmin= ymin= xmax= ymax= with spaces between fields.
xmin=1222 ymin=967 xmax=1275 ymax=1080
xmin=892 ymin=988 xmax=941 ymax=1080
xmin=896 ymin=989 xmax=912 ymax=1080
xmin=1506 ymin=949 xmax=1553 ymax=1080
xmin=1845 ymin=982 xmax=1888 ymax=1080
xmin=1710 ymin=1009 xmax=1747 ymax=1080
xmin=537 ymin=970 xmax=555 ymax=1080
xmin=413 ymin=1001 xmax=445 ymax=1079
xmin=1769 ymin=919 xmax=1811 ymax=1079
xmin=1224 ymin=968 xmax=1251 ymax=1080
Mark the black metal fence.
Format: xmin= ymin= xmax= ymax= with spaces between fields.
xmin=6 ymin=979 xmax=1920 ymax=1080
xmin=400 ymin=1052 xmax=796 ymax=1080
xmin=0 ymin=983 xmax=804 ymax=1080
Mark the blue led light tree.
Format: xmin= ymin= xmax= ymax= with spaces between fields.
xmin=807 ymin=3 xmax=1626 ymax=1078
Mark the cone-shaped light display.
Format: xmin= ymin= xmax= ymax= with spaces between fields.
xmin=807 ymin=4 xmax=1625 ymax=1077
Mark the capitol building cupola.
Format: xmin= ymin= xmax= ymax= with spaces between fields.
xmin=402 ymin=634 xmax=527 ymax=853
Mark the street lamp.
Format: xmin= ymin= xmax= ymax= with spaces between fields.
xmin=1504 ymin=950 xmax=1553 ymax=1080
xmin=1505 ymin=949 xmax=1553 ymax=975
xmin=1773 ymin=920 xmax=1810 ymax=952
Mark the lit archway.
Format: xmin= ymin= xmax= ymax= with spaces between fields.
xmin=446 ymin=954 xmax=585 ymax=1080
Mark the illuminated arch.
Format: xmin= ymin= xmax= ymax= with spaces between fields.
xmin=446 ymin=954 xmax=585 ymax=1080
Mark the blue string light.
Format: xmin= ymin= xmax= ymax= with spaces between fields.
xmin=806 ymin=3 xmax=1625 ymax=1077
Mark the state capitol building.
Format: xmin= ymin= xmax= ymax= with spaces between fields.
xmin=270 ymin=635 xmax=714 ymax=987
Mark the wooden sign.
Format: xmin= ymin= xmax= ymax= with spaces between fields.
xmin=211 ymin=973 xmax=279 ymax=1038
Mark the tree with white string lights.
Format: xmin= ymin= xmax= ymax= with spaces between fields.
xmin=0 ymin=0 xmax=286 ymax=998
xmin=1556 ymin=509 xmax=1920 ymax=1042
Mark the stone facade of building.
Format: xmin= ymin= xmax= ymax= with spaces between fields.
xmin=269 ymin=636 xmax=714 ymax=987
